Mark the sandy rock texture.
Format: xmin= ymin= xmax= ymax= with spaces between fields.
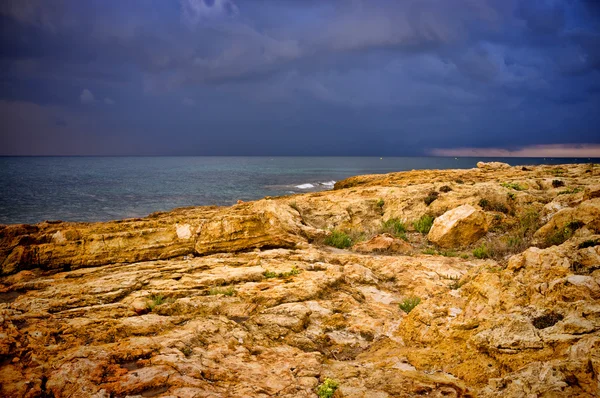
xmin=1 ymin=162 xmax=600 ymax=397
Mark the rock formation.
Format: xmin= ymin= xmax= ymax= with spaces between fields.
xmin=1 ymin=162 xmax=599 ymax=397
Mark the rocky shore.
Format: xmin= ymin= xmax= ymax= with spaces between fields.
xmin=1 ymin=162 xmax=599 ymax=397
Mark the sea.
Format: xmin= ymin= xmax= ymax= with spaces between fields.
xmin=1 ymin=156 xmax=598 ymax=225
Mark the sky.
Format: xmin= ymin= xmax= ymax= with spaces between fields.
xmin=1 ymin=0 xmax=600 ymax=156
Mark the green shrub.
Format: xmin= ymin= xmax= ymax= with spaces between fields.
xmin=544 ymin=221 xmax=584 ymax=247
xmin=413 ymin=215 xmax=434 ymax=234
xmin=478 ymin=198 xmax=509 ymax=214
xmin=324 ymin=230 xmax=353 ymax=249
xmin=551 ymin=180 xmax=565 ymax=188
xmin=439 ymin=185 xmax=452 ymax=193
xmin=501 ymin=182 xmax=525 ymax=191
xmin=376 ymin=198 xmax=385 ymax=208
xmin=317 ymin=378 xmax=339 ymax=398
xmin=473 ymin=243 xmax=490 ymax=259
xmin=578 ymin=239 xmax=599 ymax=249
xmin=558 ymin=187 xmax=583 ymax=195
xmin=455 ymin=179 xmax=465 ymax=184
xmin=382 ymin=218 xmax=407 ymax=239
xmin=208 ymin=287 xmax=235 ymax=296
xmin=399 ymin=296 xmax=421 ymax=314
xmin=422 ymin=248 xmax=437 ymax=255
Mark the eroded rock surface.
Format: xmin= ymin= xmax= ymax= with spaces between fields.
xmin=1 ymin=163 xmax=599 ymax=397
xmin=427 ymin=204 xmax=488 ymax=248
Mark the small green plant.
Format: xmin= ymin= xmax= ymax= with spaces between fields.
xmin=446 ymin=275 xmax=465 ymax=290
xmin=208 ymin=286 xmax=235 ymax=296
xmin=324 ymin=230 xmax=353 ymax=249
xmin=181 ymin=346 xmax=193 ymax=357
xmin=317 ymin=378 xmax=339 ymax=398
xmin=507 ymin=192 xmax=516 ymax=201
xmin=424 ymin=191 xmax=439 ymax=205
xmin=147 ymin=294 xmax=166 ymax=311
xmin=552 ymin=180 xmax=565 ymax=188
xmin=439 ymin=185 xmax=452 ymax=193
xmin=558 ymin=187 xmax=583 ymax=195
xmin=399 ymin=296 xmax=421 ymax=314
xmin=501 ymin=182 xmax=525 ymax=191
xmin=279 ymin=266 xmax=301 ymax=278
xmin=439 ymin=250 xmax=458 ymax=257
xmin=289 ymin=202 xmax=300 ymax=212
xmin=382 ymin=218 xmax=407 ymax=239
xmin=460 ymin=254 xmax=469 ymax=259
xmin=263 ymin=270 xmax=278 ymax=279
xmin=473 ymin=243 xmax=490 ymax=259
xmin=422 ymin=248 xmax=437 ymax=255
xmin=413 ymin=215 xmax=434 ymax=234
xmin=544 ymin=220 xmax=584 ymax=247
xmin=376 ymin=198 xmax=385 ymax=208
xmin=551 ymin=168 xmax=565 ymax=176
xmin=455 ymin=179 xmax=464 ymax=184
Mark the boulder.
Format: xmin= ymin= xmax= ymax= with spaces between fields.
xmin=477 ymin=161 xmax=511 ymax=170
xmin=352 ymin=233 xmax=412 ymax=254
xmin=427 ymin=205 xmax=487 ymax=248
xmin=534 ymin=198 xmax=600 ymax=244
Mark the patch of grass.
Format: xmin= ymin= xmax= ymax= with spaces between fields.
xmin=473 ymin=243 xmax=490 ymax=259
xmin=422 ymin=248 xmax=437 ymax=255
xmin=551 ymin=168 xmax=565 ymax=176
xmin=558 ymin=187 xmax=583 ymax=195
xmin=376 ymin=198 xmax=385 ymax=208
xmin=455 ymin=179 xmax=464 ymax=184
xmin=552 ymin=180 xmax=565 ymax=188
xmin=181 ymin=346 xmax=193 ymax=357
xmin=289 ymin=202 xmax=300 ymax=212
xmin=399 ymin=296 xmax=421 ymax=314
xmin=439 ymin=250 xmax=459 ymax=257
xmin=424 ymin=191 xmax=439 ymax=206
xmin=208 ymin=286 xmax=235 ymax=296
xmin=501 ymin=182 xmax=525 ymax=191
xmin=544 ymin=220 xmax=584 ymax=247
xmin=263 ymin=267 xmax=301 ymax=279
xmin=413 ymin=215 xmax=434 ymax=234
xmin=461 ymin=254 xmax=469 ymax=259
xmin=439 ymin=185 xmax=452 ymax=193
xmin=317 ymin=378 xmax=339 ymax=398
xmin=147 ymin=294 xmax=166 ymax=311
xmin=446 ymin=275 xmax=465 ymax=290
xmin=507 ymin=192 xmax=516 ymax=201
xmin=325 ymin=230 xmax=353 ymax=249
xmin=382 ymin=218 xmax=407 ymax=239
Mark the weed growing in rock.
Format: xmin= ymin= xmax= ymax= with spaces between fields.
xmin=376 ymin=198 xmax=385 ymax=208
xmin=422 ymin=248 xmax=437 ymax=255
xmin=208 ymin=287 xmax=235 ymax=296
xmin=413 ymin=215 xmax=434 ymax=234
xmin=325 ymin=230 xmax=353 ymax=249
xmin=455 ymin=179 xmax=464 ymax=184
xmin=439 ymin=185 xmax=452 ymax=193
xmin=473 ymin=243 xmax=490 ymax=259
xmin=317 ymin=378 xmax=339 ymax=398
xmin=558 ymin=187 xmax=583 ymax=195
xmin=501 ymin=182 xmax=525 ymax=191
xmin=181 ymin=346 xmax=193 ymax=357
xmin=552 ymin=180 xmax=565 ymax=188
xmin=147 ymin=294 xmax=166 ymax=311
xmin=424 ymin=191 xmax=439 ymax=206
xmin=263 ymin=270 xmax=278 ymax=278
xmin=382 ymin=218 xmax=407 ymax=240
xmin=507 ymin=192 xmax=516 ymax=201
xmin=399 ymin=296 xmax=421 ymax=314
xmin=447 ymin=275 xmax=465 ymax=290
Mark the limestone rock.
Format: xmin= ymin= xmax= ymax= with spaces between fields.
xmin=477 ymin=161 xmax=511 ymax=170
xmin=352 ymin=233 xmax=412 ymax=254
xmin=427 ymin=204 xmax=488 ymax=248
xmin=534 ymin=198 xmax=600 ymax=244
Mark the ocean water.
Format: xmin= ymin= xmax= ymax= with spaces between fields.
xmin=0 ymin=156 xmax=597 ymax=225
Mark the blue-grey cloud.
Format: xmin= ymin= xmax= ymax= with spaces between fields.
xmin=0 ymin=0 xmax=599 ymax=155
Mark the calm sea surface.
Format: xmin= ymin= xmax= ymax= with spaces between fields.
xmin=0 ymin=156 xmax=597 ymax=225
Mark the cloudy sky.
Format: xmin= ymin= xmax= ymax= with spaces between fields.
xmin=1 ymin=0 xmax=599 ymax=156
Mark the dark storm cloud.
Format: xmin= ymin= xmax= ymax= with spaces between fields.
xmin=0 ymin=0 xmax=599 ymax=155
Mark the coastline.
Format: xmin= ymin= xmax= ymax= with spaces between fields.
xmin=1 ymin=161 xmax=599 ymax=397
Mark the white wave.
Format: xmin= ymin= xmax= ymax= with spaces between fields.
xmin=320 ymin=180 xmax=336 ymax=187
xmin=295 ymin=183 xmax=315 ymax=189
